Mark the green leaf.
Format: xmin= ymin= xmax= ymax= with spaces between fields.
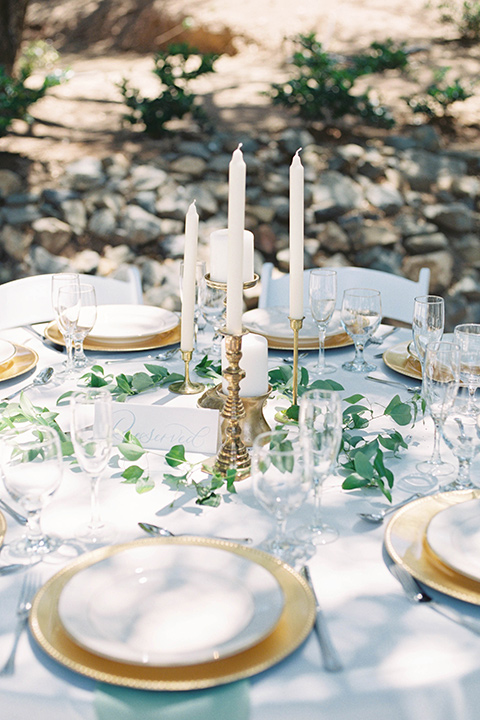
xmin=285 ymin=404 xmax=299 ymax=421
xmin=132 ymin=372 xmax=155 ymax=392
xmin=353 ymin=451 xmax=374 ymax=480
xmin=135 ymin=476 xmax=155 ymax=493
xmin=342 ymin=473 xmax=371 ymax=489
xmin=56 ymin=390 xmax=75 ymax=405
xmin=121 ymin=465 xmax=144 ymax=482
xmin=165 ymin=444 xmax=187 ymax=467
xmin=385 ymin=398 xmax=412 ymax=426
xmin=117 ymin=440 xmax=146 ymax=461
xmin=344 ymin=393 xmax=365 ymax=404
xmin=309 ymin=379 xmax=344 ymax=391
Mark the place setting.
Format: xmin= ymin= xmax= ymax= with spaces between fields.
xmin=0 ymin=338 xmax=39 ymax=384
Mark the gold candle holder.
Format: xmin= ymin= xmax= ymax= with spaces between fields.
xmin=213 ymin=332 xmax=251 ymax=479
xmin=169 ymin=350 xmax=205 ymax=395
xmin=198 ymin=384 xmax=271 ymax=446
xmin=289 ymin=316 xmax=304 ymax=406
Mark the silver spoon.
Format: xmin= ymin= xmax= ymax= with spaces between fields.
xmin=2 ymin=367 xmax=54 ymax=402
xmin=138 ymin=522 xmax=252 ymax=544
xmin=357 ymin=493 xmax=422 ymax=524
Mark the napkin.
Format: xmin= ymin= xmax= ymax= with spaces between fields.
xmin=95 ymin=680 xmax=250 ymax=720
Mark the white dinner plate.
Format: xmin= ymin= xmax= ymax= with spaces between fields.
xmin=0 ymin=339 xmax=16 ymax=366
xmin=88 ymin=305 xmax=178 ymax=343
xmin=243 ymin=307 xmax=342 ymax=341
xmin=426 ymin=498 xmax=480 ymax=582
xmin=58 ymin=544 xmax=284 ymax=666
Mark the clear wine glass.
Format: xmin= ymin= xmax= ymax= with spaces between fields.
xmin=296 ymin=389 xmax=342 ymax=544
xmin=417 ymin=340 xmax=460 ymax=477
xmin=412 ymin=295 xmax=444 ymax=367
xmin=70 ymin=388 xmax=115 ymax=545
xmin=73 ymin=283 xmax=97 ymax=371
xmin=341 ymin=288 xmax=382 ymax=372
xmin=252 ymin=430 xmax=311 ymax=565
xmin=180 ymin=260 xmax=207 ymax=356
xmin=0 ymin=425 xmax=63 ymax=564
xmin=51 ymin=274 xmax=81 ymax=378
xmin=309 ymin=269 xmax=337 ymax=376
xmin=441 ymin=402 xmax=480 ymax=491
xmin=453 ymin=323 xmax=480 ymax=415
xmin=199 ymin=275 xmax=226 ymax=357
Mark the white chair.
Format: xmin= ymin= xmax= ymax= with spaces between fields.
xmin=0 ymin=265 xmax=143 ymax=330
xmin=258 ymin=262 xmax=431 ymax=325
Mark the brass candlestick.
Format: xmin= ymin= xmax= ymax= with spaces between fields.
xmin=169 ymin=349 xmax=205 ymax=395
xmin=289 ymin=316 xmax=304 ymax=406
xmin=213 ymin=332 xmax=251 ymax=479
xmin=198 ymin=383 xmax=271 ymax=446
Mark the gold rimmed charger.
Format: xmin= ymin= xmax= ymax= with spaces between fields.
xmin=30 ymin=536 xmax=315 ymax=690
xmin=0 ymin=344 xmax=38 ymax=382
xmin=267 ymin=331 xmax=352 ymax=351
xmin=383 ymin=341 xmax=422 ymax=380
xmin=45 ymin=322 xmax=180 ymax=353
xmin=0 ymin=510 xmax=6 ymax=545
xmin=384 ymin=489 xmax=480 ymax=604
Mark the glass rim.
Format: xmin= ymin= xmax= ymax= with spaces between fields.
xmin=414 ymin=295 xmax=444 ymax=304
xmin=342 ymin=287 xmax=380 ymax=297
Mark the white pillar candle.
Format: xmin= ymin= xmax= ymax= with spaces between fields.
xmin=222 ymin=332 xmax=269 ymax=397
xmin=209 ymin=229 xmax=254 ymax=284
xmin=180 ymin=201 xmax=199 ymax=352
xmin=289 ymin=149 xmax=304 ymax=320
xmin=226 ymin=144 xmax=246 ymax=335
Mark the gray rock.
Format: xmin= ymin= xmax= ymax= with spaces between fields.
xmin=411 ymin=124 xmax=442 ymax=152
xmin=119 ymin=205 xmax=164 ymax=245
xmin=65 ymin=157 xmax=105 ymax=190
xmin=32 ymin=216 xmax=71 ymax=253
xmin=353 ymin=222 xmax=401 ymax=249
xmin=89 ymin=208 xmax=117 ymax=239
xmin=2 ymin=205 xmax=41 ymax=225
xmin=130 ymin=165 xmax=168 ymax=191
xmin=404 ymin=232 xmax=449 ymax=254
xmin=424 ymin=202 xmax=476 ymax=233
xmin=61 ymin=199 xmax=87 ymax=235
xmin=365 ymin=182 xmax=404 ymax=216
xmin=0 ymin=170 xmax=22 ymax=198
xmin=311 ymin=171 xmax=365 ymax=221
xmin=278 ymin=128 xmax=316 ymax=157
xmin=453 ymin=234 xmax=480 ymax=267
xmin=403 ymin=250 xmax=454 ymax=293
xmin=399 ymin=149 xmax=468 ymax=192
xmin=169 ymin=155 xmax=207 ymax=177
xmin=71 ymin=249 xmax=100 ymax=274
xmin=354 ymin=247 xmax=403 ymax=274
xmin=29 ymin=245 xmax=71 ymax=274
xmin=0 ymin=225 xmax=33 ymax=261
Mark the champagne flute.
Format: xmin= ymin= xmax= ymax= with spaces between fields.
xmin=453 ymin=323 xmax=480 ymax=414
xmin=412 ymin=295 xmax=444 ymax=367
xmin=296 ymin=389 xmax=342 ymax=544
xmin=70 ymin=389 xmax=115 ymax=545
xmin=51 ymin=274 xmax=81 ymax=378
xmin=417 ymin=340 xmax=460 ymax=477
xmin=252 ymin=430 xmax=311 ymax=565
xmin=341 ymin=288 xmax=382 ymax=372
xmin=0 ymin=425 xmax=63 ymax=564
xmin=441 ymin=403 xmax=480 ymax=491
xmin=179 ymin=260 xmax=206 ymax=356
xmin=73 ymin=284 xmax=97 ymax=371
xmin=309 ymin=269 xmax=337 ymax=375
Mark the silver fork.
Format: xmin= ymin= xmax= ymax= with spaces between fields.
xmin=0 ymin=571 xmax=41 ymax=676
xmin=105 ymin=348 xmax=179 ymax=364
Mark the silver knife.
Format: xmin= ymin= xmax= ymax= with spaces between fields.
xmin=0 ymin=499 xmax=27 ymax=525
xmin=366 ymin=375 xmax=421 ymax=393
xmin=389 ymin=561 xmax=480 ymax=635
xmin=301 ymin=565 xmax=343 ymax=672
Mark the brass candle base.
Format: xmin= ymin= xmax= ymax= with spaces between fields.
xmin=213 ymin=332 xmax=251 ymax=479
xmin=198 ymin=384 xmax=271 ymax=447
xmin=289 ymin=316 xmax=304 ymax=406
xmin=169 ymin=350 xmax=205 ymax=395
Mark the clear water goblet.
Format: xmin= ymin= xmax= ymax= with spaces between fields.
xmin=199 ymin=276 xmax=226 ymax=357
xmin=412 ymin=295 xmax=444 ymax=367
xmin=309 ymin=269 xmax=337 ymax=376
xmin=70 ymin=388 xmax=115 ymax=545
xmin=453 ymin=323 xmax=480 ymax=415
xmin=417 ymin=340 xmax=460 ymax=477
xmin=51 ymin=274 xmax=81 ymax=378
xmin=180 ymin=260 xmax=207 ymax=356
xmin=341 ymin=288 xmax=382 ymax=372
xmin=296 ymin=389 xmax=342 ymax=545
xmin=0 ymin=425 xmax=63 ymax=564
xmin=252 ymin=430 xmax=311 ymax=565
xmin=73 ymin=283 xmax=97 ymax=371
xmin=441 ymin=403 xmax=480 ymax=491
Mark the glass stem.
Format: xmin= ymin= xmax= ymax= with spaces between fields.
xmin=64 ymin=332 xmax=75 ymax=372
xmin=311 ymin=478 xmax=324 ymax=530
xmin=26 ymin=509 xmax=43 ymax=541
xmin=73 ymin=336 xmax=86 ymax=365
xmin=430 ymin=419 xmax=443 ymax=464
xmin=317 ymin=326 xmax=326 ymax=372
xmin=457 ymin=458 xmax=471 ymax=486
xmin=467 ymin=384 xmax=477 ymax=412
xmin=273 ymin=513 xmax=287 ymax=552
xmin=89 ymin=475 xmax=103 ymax=530
xmin=353 ymin=340 xmax=365 ymax=366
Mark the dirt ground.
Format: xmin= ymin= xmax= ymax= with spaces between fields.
xmin=1 ymin=0 xmax=480 ymax=184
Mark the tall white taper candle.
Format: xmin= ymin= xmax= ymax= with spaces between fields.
xmin=289 ymin=148 xmax=304 ymax=320
xmin=180 ymin=201 xmax=199 ymax=352
xmin=226 ymin=144 xmax=246 ymax=335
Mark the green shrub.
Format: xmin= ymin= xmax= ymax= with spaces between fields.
xmin=119 ymin=43 xmax=219 ymax=137
xmin=404 ymin=66 xmax=474 ymax=119
xmin=435 ymin=0 xmax=480 ymax=41
xmin=269 ymin=34 xmax=409 ymax=128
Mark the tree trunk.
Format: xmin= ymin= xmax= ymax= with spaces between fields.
xmin=0 ymin=0 xmax=30 ymax=75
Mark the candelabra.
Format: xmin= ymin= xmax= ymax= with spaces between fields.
xmin=169 ymin=350 xmax=204 ymax=395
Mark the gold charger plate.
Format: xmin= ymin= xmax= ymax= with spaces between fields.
xmin=0 ymin=510 xmax=5 ymax=545
xmin=384 ymin=489 xmax=480 ymax=604
xmin=45 ymin=321 xmax=180 ymax=353
xmin=30 ymin=537 xmax=315 ymax=690
xmin=267 ymin=331 xmax=352 ymax=351
xmin=383 ymin=341 xmax=422 ymax=380
xmin=0 ymin=344 xmax=38 ymax=382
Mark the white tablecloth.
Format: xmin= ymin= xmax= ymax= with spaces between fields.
xmin=0 ymin=324 xmax=479 ymax=720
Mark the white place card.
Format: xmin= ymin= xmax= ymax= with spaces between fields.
xmin=112 ymin=403 xmax=220 ymax=454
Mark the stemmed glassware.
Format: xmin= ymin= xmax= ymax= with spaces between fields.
xmin=251 ymin=430 xmax=311 ymax=565
xmin=0 ymin=425 xmax=63 ymax=564
xmin=296 ymin=389 xmax=342 ymax=544
xmin=341 ymin=288 xmax=382 ymax=372
xmin=51 ymin=273 xmax=81 ymax=378
xmin=309 ymin=269 xmax=337 ymax=376
xmin=70 ymin=388 xmax=114 ymax=545
xmin=417 ymin=340 xmax=460 ymax=477
xmin=441 ymin=402 xmax=480 ymax=491
xmin=199 ymin=276 xmax=226 ymax=357
xmin=73 ymin=283 xmax=97 ymax=371
xmin=412 ymin=295 xmax=444 ymax=367
xmin=453 ymin=323 xmax=480 ymax=415
xmin=180 ymin=260 xmax=206 ymax=356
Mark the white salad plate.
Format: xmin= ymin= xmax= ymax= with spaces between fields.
xmin=243 ymin=307 xmax=342 ymax=341
xmin=88 ymin=305 xmax=178 ymax=343
xmin=58 ymin=544 xmax=284 ymax=666
xmin=0 ymin=339 xmax=16 ymax=366
xmin=426 ymin=498 xmax=480 ymax=582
